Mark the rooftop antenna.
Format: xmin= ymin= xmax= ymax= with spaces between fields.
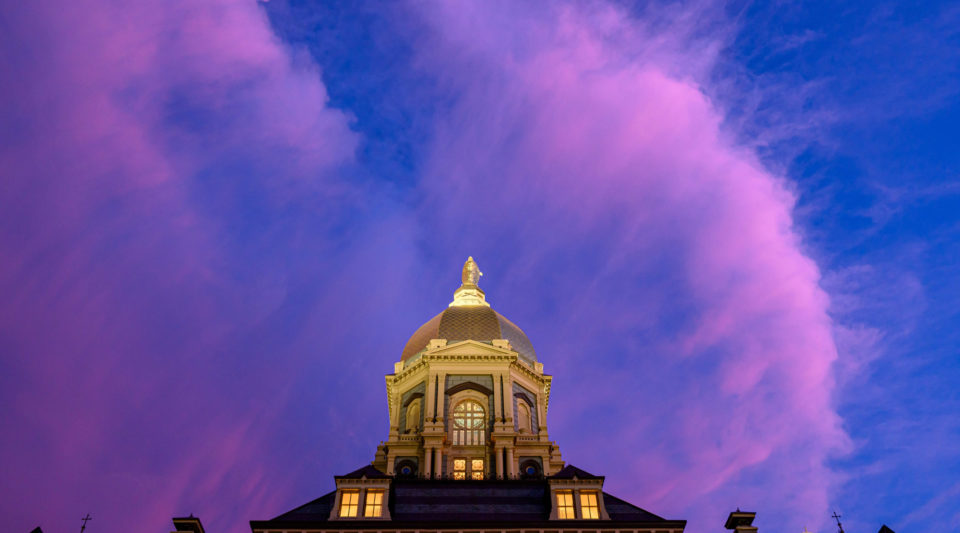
xmin=831 ymin=511 xmax=845 ymax=533
xmin=80 ymin=513 xmax=92 ymax=533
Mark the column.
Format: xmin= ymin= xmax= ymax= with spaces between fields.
xmin=436 ymin=372 xmax=447 ymax=423
xmin=493 ymin=372 xmax=504 ymax=423
xmin=434 ymin=447 xmax=443 ymax=479
xmin=423 ymin=447 xmax=432 ymax=478
xmin=505 ymin=447 xmax=515 ymax=479
xmin=424 ymin=372 xmax=436 ymax=421
xmin=495 ymin=447 xmax=504 ymax=478
xmin=504 ymin=373 xmax=515 ymax=425
xmin=537 ymin=384 xmax=547 ymax=435
xmin=389 ymin=386 xmax=401 ymax=436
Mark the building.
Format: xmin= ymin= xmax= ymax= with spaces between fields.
xmin=174 ymin=258 xmax=758 ymax=533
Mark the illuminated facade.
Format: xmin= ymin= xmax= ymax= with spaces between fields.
xmin=371 ymin=257 xmax=563 ymax=481
xmin=237 ymin=257 xmax=689 ymax=533
xmin=176 ymin=258 xmax=759 ymax=533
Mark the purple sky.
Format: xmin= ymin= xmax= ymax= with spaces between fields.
xmin=2 ymin=1 xmax=959 ymax=532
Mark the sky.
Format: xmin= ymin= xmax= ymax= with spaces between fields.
xmin=1 ymin=1 xmax=958 ymax=532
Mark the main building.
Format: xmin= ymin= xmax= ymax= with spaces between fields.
xmin=173 ymin=258 xmax=760 ymax=533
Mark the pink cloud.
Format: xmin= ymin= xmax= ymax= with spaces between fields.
xmin=0 ymin=0 xmax=357 ymax=531
xmin=410 ymin=2 xmax=849 ymax=530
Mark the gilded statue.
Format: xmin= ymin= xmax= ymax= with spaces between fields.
xmin=462 ymin=256 xmax=482 ymax=286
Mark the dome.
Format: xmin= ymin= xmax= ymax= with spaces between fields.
xmin=400 ymin=257 xmax=537 ymax=364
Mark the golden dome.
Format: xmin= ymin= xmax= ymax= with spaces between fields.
xmin=400 ymin=258 xmax=537 ymax=364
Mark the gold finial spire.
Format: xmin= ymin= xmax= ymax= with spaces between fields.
xmin=462 ymin=256 xmax=483 ymax=286
xmin=450 ymin=256 xmax=490 ymax=307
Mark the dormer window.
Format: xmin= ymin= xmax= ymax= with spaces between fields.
xmin=549 ymin=467 xmax=608 ymax=521
xmin=556 ymin=490 xmax=575 ymax=519
xmin=338 ymin=489 xmax=359 ymax=518
xmin=363 ymin=489 xmax=384 ymax=517
xmin=580 ymin=491 xmax=600 ymax=519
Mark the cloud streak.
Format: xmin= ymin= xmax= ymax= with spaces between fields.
xmin=0 ymin=0 xmax=367 ymax=531
xmin=1 ymin=1 xmax=857 ymax=532
xmin=407 ymin=2 xmax=849 ymax=530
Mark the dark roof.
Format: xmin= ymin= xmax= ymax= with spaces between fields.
xmin=254 ymin=477 xmax=680 ymax=530
xmin=603 ymin=492 xmax=665 ymax=521
xmin=400 ymin=306 xmax=537 ymax=363
xmin=550 ymin=464 xmax=604 ymax=480
xmin=269 ymin=490 xmax=336 ymax=522
xmin=336 ymin=465 xmax=389 ymax=479
xmin=879 ymin=526 xmax=895 ymax=533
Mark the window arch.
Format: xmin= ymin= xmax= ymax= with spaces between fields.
xmin=405 ymin=399 xmax=421 ymax=434
xmin=517 ymin=401 xmax=531 ymax=433
xmin=452 ymin=400 xmax=486 ymax=445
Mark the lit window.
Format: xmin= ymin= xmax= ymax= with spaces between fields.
xmin=453 ymin=457 xmax=484 ymax=480
xmin=364 ymin=489 xmax=384 ymax=517
xmin=338 ymin=489 xmax=359 ymax=518
xmin=556 ymin=490 xmax=575 ymax=519
xmin=580 ymin=491 xmax=600 ymax=519
xmin=452 ymin=400 xmax=486 ymax=445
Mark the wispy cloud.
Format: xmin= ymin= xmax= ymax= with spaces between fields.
xmin=402 ymin=2 xmax=850 ymax=530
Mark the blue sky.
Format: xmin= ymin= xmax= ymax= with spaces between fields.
xmin=264 ymin=2 xmax=960 ymax=529
xmin=1 ymin=1 xmax=958 ymax=532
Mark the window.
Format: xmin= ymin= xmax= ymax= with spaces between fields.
xmin=556 ymin=490 xmax=575 ymax=519
xmin=338 ymin=489 xmax=359 ymax=518
xmin=520 ymin=459 xmax=541 ymax=479
xmin=396 ymin=459 xmax=417 ymax=478
xmin=471 ymin=459 xmax=485 ymax=480
xmin=580 ymin=491 xmax=600 ymax=519
xmin=517 ymin=401 xmax=531 ymax=433
xmin=405 ymin=400 xmax=420 ymax=434
xmin=452 ymin=400 xmax=486 ymax=445
xmin=364 ymin=489 xmax=384 ymax=517
xmin=453 ymin=457 xmax=484 ymax=480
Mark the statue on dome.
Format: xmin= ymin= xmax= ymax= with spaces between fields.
xmin=462 ymin=256 xmax=482 ymax=286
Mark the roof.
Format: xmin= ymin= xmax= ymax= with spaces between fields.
xmin=550 ymin=465 xmax=604 ymax=480
xmin=254 ymin=477 xmax=682 ymax=530
xmin=401 ymin=306 xmax=537 ymax=364
xmin=336 ymin=465 xmax=390 ymax=479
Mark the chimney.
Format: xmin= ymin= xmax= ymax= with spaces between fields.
xmin=171 ymin=516 xmax=205 ymax=533
xmin=724 ymin=510 xmax=757 ymax=533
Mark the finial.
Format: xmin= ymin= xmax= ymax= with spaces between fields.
xmin=449 ymin=256 xmax=490 ymax=307
xmin=462 ymin=256 xmax=483 ymax=286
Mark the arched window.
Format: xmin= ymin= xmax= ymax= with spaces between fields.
xmin=405 ymin=399 xmax=421 ymax=434
xmin=517 ymin=401 xmax=531 ymax=433
xmin=452 ymin=400 xmax=486 ymax=445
